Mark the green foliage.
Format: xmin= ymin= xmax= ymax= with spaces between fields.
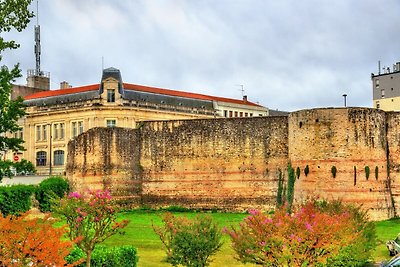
xmin=226 ymin=200 xmax=375 ymax=267
xmin=153 ymin=213 xmax=223 ymax=267
xmin=315 ymin=200 xmax=377 ymax=267
xmin=0 ymin=0 xmax=35 ymax=182
xmin=295 ymin=166 xmax=300 ymax=179
xmin=304 ymin=165 xmax=309 ymax=177
xmin=354 ymin=166 xmax=357 ymax=186
xmin=14 ymin=159 xmax=35 ymax=174
xmin=375 ymin=166 xmax=379 ymax=180
xmin=35 ymin=176 xmax=70 ymax=212
xmin=365 ymin=166 xmax=370 ymax=180
xmin=0 ymin=184 xmax=34 ymax=216
xmin=66 ymin=246 xmax=138 ymax=267
xmin=331 ymin=165 xmax=337 ymax=178
xmin=163 ymin=205 xmax=192 ymax=212
xmin=286 ymin=163 xmax=296 ymax=212
xmin=276 ymin=169 xmax=284 ymax=207
xmin=55 ymin=190 xmax=129 ymax=267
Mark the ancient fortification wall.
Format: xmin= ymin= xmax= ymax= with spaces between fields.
xmin=67 ymin=108 xmax=400 ymax=219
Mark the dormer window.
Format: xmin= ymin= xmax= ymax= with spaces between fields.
xmin=107 ymin=89 xmax=115 ymax=102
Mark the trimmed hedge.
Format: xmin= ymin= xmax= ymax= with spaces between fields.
xmin=66 ymin=246 xmax=139 ymax=267
xmin=35 ymin=176 xmax=70 ymax=212
xmin=0 ymin=184 xmax=35 ymax=216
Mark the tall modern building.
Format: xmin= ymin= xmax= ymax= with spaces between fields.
xmin=8 ymin=67 xmax=269 ymax=175
xmin=372 ymin=61 xmax=400 ymax=111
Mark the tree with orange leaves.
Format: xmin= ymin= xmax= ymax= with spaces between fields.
xmin=0 ymin=212 xmax=81 ymax=266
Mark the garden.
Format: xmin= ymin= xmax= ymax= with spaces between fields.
xmin=0 ymin=176 xmax=398 ymax=266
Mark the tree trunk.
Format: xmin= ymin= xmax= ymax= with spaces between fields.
xmin=86 ymin=251 xmax=92 ymax=267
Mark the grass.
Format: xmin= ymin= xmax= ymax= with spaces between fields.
xmin=59 ymin=208 xmax=400 ymax=266
xmin=102 ymin=210 xmax=251 ymax=267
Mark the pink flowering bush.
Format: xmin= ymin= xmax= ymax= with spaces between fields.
xmin=225 ymin=201 xmax=373 ymax=267
xmin=55 ymin=190 xmax=129 ymax=267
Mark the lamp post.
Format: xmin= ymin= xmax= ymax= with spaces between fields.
xmin=48 ymin=123 xmax=52 ymax=176
xmin=342 ymin=94 xmax=347 ymax=107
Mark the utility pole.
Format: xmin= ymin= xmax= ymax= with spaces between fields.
xmin=342 ymin=94 xmax=347 ymax=107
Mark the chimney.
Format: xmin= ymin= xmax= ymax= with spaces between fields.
xmin=60 ymin=81 xmax=71 ymax=89
xmin=243 ymin=95 xmax=248 ymax=102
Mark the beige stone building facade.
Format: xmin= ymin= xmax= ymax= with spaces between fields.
xmin=10 ymin=67 xmax=268 ymax=175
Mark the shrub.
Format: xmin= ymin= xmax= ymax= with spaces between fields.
xmin=153 ymin=213 xmax=223 ymax=267
xmin=276 ymin=169 xmax=284 ymax=207
xmin=54 ymin=190 xmax=129 ymax=267
xmin=286 ymin=163 xmax=296 ymax=212
xmin=36 ymin=176 xmax=70 ymax=212
xmin=163 ymin=205 xmax=192 ymax=212
xmin=0 ymin=212 xmax=80 ymax=266
xmin=0 ymin=184 xmax=35 ymax=216
xmin=304 ymin=165 xmax=309 ymax=177
xmin=226 ymin=200 xmax=372 ymax=267
xmin=66 ymin=246 xmax=138 ymax=267
xmin=331 ymin=166 xmax=337 ymax=178
xmin=296 ymin=166 xmax=301 ymax=179
xmin=365 ymin=166 xmax=370 ymax=180
xmin=315 ymin=200 xmax=376 ymax=266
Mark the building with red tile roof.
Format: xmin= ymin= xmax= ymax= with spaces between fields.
xmin=12 ymin=67 xmax=268 ymax=175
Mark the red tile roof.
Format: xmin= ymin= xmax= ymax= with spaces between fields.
xmin=24 ymin=82 xmax=262 ymax=107
xmin=123 ymin=83 xmax=262 ymax=107
xmin=24 ymin=84 xmax=99 ymax=100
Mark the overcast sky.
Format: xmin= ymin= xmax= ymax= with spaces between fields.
xmin=2 ymin=0 xmax=400 ymax=111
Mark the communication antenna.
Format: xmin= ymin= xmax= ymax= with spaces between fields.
xmin=236 ymin=84 xmax=245 ymax=97
xmin=34 ymin=0 xmax=41 ymax=74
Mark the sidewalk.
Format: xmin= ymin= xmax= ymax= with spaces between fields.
xmin=0 ymin=175 xmax=48 ymax=186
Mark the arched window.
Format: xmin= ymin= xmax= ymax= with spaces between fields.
xmin=36 ymin=151 xmax=47 ymax=166
xmin=54 ymin=150 xmax=65 ymax=166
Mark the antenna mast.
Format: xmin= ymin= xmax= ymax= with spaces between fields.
xmin=34 ymin=0 xmax=41 ymax=74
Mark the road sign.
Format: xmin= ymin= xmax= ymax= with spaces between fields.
xmin=13 ymin=155 xmax=20 ymax=162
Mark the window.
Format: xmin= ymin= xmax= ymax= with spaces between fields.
xmin=250 ymin=113 xmax=253 ymax=117
xmin=78 ymin=121 xmax=84 ymax=134
xmin=54 ymin=124 xmax=59 ymax=139
xmin=106 ymin=119 xmax=116 ymax=127
xmin=245 ymin=113 xmax=248 ymax=117
xmin=36 ymin=151 xmax=47 ymax=166
xmin=381 ymin=89 xmax=385 ymax=98
xmin=54 ymin=150 xmax=64 ymax=166
xmin=239 ymin=112 xmax=243 ymax=117
xmin=107 ymin=89 xmax=115 ymax=102
xmin=229 ymin=111 xmax=233 ymax=117
xmin=234 ymin=111 xmax=238 ymax=117
xmin=60 ymin=123 xmax=65 ymax=139
xmin=36 ymin=125 xmax=41 ymax=141
xmin=376 ymin=101 xmax=380 ymax=108
xmin=43 ymin=125 xmax=47 ymax=141
xmin=14 ymin=129 xmax=23 ymax=140
xmin=224 ymin=110 xmax=228 ymax=117
xmin=375 ymin=79 xmax=379 ymax=87
xmin=72 ymin=122 xmax=77 ymax=138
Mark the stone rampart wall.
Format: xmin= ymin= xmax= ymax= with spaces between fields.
xmin=66 ymin=108 xmax=400 ymax=219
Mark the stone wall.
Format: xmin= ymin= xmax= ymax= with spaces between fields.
xmin=67 ymin=127 xmax=142 ymax=206
xmin=66 ymin=108 xmax=400 ymax=219
xmin=139 ymin=117 xmax=288 ymax=211
xmin=289 ymin=108 xmax=392 ymax=220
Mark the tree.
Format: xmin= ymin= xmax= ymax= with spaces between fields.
xmin=225 ymin=201 xmax=373 ymax=267
xmin=153 ymin=213 xmax=223 ymax=267
xmin=0 ymin=212 xmax=81 ymax=266
xmin=55 ymin=190 xmax=129 ymax=267
xmin=0 ymin=0 xmax=35 ymax=182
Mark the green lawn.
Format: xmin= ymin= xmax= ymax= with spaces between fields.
xmin=90 ymin=210 xmax=400 ymax=266
xmin=102 ymin=210 xmax=251 ymax=267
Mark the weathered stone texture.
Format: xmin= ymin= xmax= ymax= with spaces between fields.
xmin=66 ymin=108 xmax=400 ymax=219
xmin=67 ymin=127 xmax=142 ymax=207
xmin=139 ymin=117 xmax=288 ymax=211
xmin=289 ymin=108 xmax=392 ymax=220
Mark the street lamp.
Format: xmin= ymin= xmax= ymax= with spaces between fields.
xmin=48 ymin=123 xmax=52 ymax=176
xmin=342 ymin=94 xmax=347 ymax=107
